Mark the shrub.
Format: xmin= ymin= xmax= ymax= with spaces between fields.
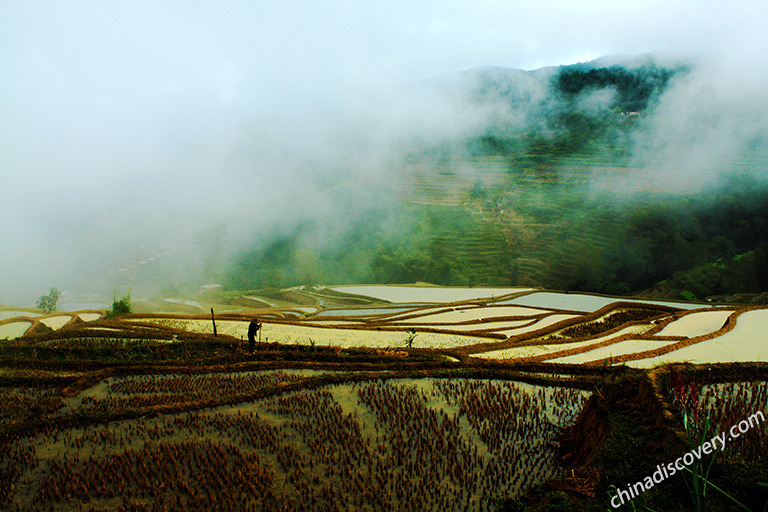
xmin=106 ymin=291 xmax=132 ymax=318
xmin=680 ymin=290 xmax=698 ymax=301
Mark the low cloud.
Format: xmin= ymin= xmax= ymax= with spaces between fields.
xmin=1 ymin=1 xmax=766 ymax=304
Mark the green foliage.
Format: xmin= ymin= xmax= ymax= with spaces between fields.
xmin=219 ymin=59 xmax=767 ymax=299
xmin=675 ymin=410 xmax=756 ymax=511
xmin=223 ymin=172 xmax=768 ymax=298
xmin=224 ymin=203 xmax=518 ymax=290
xmin=558 ymin=176 xmax=768 ymax=296
xmin=36 ymin=287 xmax=61 ymax=313
xmin=554 ymin=62 xmax=682 ymax=112
xmin=666 ymin=248 xmax=765 ymax=299
xmin=106 ymin=291 xmax=132 ymax=318
xmin=680 ymin=290 xmax=698 ymax=301
xmin=471 ymin=179 xmax=488 ymax=199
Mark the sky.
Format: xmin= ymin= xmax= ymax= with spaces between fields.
xmin=1 ymin=0 xmax=767 ymax=304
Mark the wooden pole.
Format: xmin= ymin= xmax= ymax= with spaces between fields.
xmin=211 ymin=308 xmax=217 ymax=337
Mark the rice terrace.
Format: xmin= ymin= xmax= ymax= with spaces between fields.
xmin=4 ymin=4 xmax=768 ymax=509
xmin=1 ymin=285 xmax=767 ymax=511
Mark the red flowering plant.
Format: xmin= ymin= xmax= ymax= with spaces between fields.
xmin=667 ymin=367 xmax=750 ymax=511
xmin=669 ymin=366 xmax=702 ymax=427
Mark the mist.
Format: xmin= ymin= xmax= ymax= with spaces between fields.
xmin=2 ymin=1 xmax=767 ymax=305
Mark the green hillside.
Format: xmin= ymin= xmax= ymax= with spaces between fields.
xmin=222 ymin=57 xmax=768 ymax=302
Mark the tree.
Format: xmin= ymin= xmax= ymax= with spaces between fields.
xmin=106 ymin=291 xmax=132 ymax=318
xmin=36 ymin=287 xmax=61 ymax=313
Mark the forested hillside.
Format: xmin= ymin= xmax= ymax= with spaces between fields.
xmin=222 ymin=56 xmax=768 ymax=302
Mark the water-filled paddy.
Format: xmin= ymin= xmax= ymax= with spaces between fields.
xmin=475 ymin=340 xmax=598 ymax=360
xmin=0 ymin=311 xmax=40 ymax=320
xmin=331 ymin=285 xmax=532 ymax=304
xmin=134 ymin=318 xmax=488 ymax=350
xmin=14 ymin=288 xmax=762 ymax=367
xmin=628 ymin=309 xmax=768 ymax=367
xmin=0 ymin=321 xmax=32 ymax=340
xmin=549 ymin=339 xmax=679 ymax=364
xmin=495 ymin=314 xmax=578 ymax=337
xmin=40 ymin=315 xmax=72 ymax=330
xmin=473 ymin=324 xmax=656 ymax=360
xmin=77 ymin=313 xmax=103 ymax=322
xmin=655 ymin=309 xmax=733 ymax=338
xmin=313 ymin=306 xmax=424 ymax=317
xmin=422 ymin=319 xmax=533 ymax=333
xmin=5 ymin=375 xmax=590 ymax=511
xmin=62 ymin=369 xmax=332 ymax=414
xmin=149 ymin=318 xmax=246 ymax=337
xmin=499 ymin=292 xmax=704 ymax=312
xmin=391 ymin=305 xmax=550 ymax=324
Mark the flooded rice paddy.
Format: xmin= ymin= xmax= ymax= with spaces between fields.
xmin=2 ymin=373 xmax=589 ymax=512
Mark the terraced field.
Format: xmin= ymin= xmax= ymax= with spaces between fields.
xmin=3 ymin=285 xmax=764 ymax=366
xmin=0 ymin=310 xmax=104 ymax=340
xmin=381 ymin=155 xmax=638 ymax=288
xmin=2 ymin=284 xmax=767 ymax=511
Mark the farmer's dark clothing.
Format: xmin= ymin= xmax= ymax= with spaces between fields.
xmin=248 ymin=320 xmax=261 ymax=353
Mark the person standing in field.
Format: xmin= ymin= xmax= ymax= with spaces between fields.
xmin=247 ymin=319 xmax=262 ymax=353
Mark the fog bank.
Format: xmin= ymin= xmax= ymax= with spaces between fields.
xmin=2 ymin=1 xmax=766 ymax=304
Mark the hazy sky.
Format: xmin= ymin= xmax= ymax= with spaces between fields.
xmin=2 ymin=0 xmax=767 ymax=303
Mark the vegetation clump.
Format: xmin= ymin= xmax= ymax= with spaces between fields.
xmin=105 ymin=291 xmax=132 ymax=319
xmin=35 ymin=287 xmax=61 ymax=313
